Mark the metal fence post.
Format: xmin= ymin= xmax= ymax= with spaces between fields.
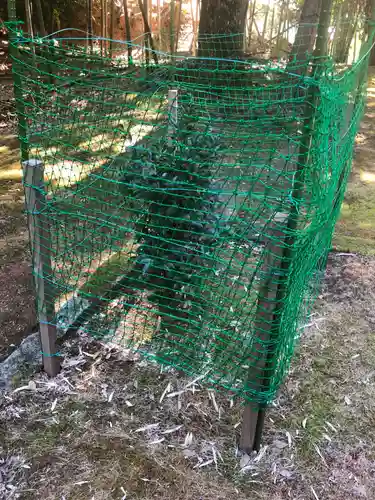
xmin=23 ymin=159 xmax=60 ymax=376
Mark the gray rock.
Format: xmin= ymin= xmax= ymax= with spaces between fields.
xmin=0 ymin=333 xmax=41 ymax=390
xmin=0 ymin=295 xmax=90 ymax=391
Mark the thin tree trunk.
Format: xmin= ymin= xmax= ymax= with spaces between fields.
xmin=248 ymin=0 xmax=257 ymax=52
xmin=101 ymin=0 xmax=105 ymax=55
xmin=157 ymin=0 xmax=161 ymax=48
xmin=175 ymin=0 xmax=183 ymax=52
xmin=282 ymin=0 xmax=289 ymax=39
xmin=144 ymin=0 xmax=150 ymax=65
xmin=275 ymin=2 xmax=285 ymax=54
xmin=87 ymin=0 xmax=93 ymax=53
xmin=123 ymin=0 xmax=133 ymax=64
xmin=270 ymin=3 xmax=275 ymax=41
xmin=332 ymin=1 xmax=342 ymax=58
xmin=34 ymin=0 xmax=46 ymax=36
xmin=138 ymin=0 xmax=159 ymax=63
xmin=170 ymin=0 xmax=175 ymax=55
xmin=334 ymin=3 xmax=352 ymax=63
xmin=25 ymin=0 xmax=34 ymax=37
xmin=195 ymin=0 xmax=200 ymax=54
xmin=262 ymin=0 xmax=271 ymax=44
xmin=110 ymin=0 xmax=115 ymax=58
xmin=104 ymin=0 xmax=108 ymax=54
xmin=288 ymin=0 xmax=323 ymax=74
xmin=190 ymin=0 xmax=199 ymax=55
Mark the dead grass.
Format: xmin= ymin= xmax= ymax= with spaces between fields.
xmin=1 ymin=253 xmax=375 ymax=499
xmin=1 ymin=66 xmax=375 ymax=499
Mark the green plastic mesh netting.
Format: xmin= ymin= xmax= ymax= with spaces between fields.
xmin=6 ymin=22 xmax=371 ymax=403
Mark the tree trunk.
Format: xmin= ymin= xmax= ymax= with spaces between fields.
xmin=157 ymin=0 xmax=161 ymax=48
xmin=137 ymin=0 xmax=159 ymax=63
xmin=198 ymin=0 xmax=250 ymax=58
xmin=123 ymin=0 xmax=133 ymax=64
xmin=25 ymin=0 xmax=34 ymax=37
xmin=262 ymin=0 xmax=271 ymax=44
xmin=247 ymin=0 xmax=257 ymax=52
xmin=109 ymin=0 xmax=115 ymax=58
xmin=175 ymin=0 xmax=183 ymax=52
xmin=101 ymin=0 xmax=105 ymax=55
xmin=34 ymin=0 xmax=46 ymax=36
xmin=104 ymin=0 xmax=108 ymax=53
xmin=170 ymin=0 xmax=175 ymax=55
xmin=87 ymin=0 xmax=93 ymax=52
xmin=334 ymin=2 xmax=353 ymax=63
xmin=289 ymin=0 xmax=322 ymax=73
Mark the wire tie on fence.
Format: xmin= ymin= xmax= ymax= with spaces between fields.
xmin=40 ymin=351 xmax=61 ymax=357
xmin=26 ymin=209 xmax=42 ymax=215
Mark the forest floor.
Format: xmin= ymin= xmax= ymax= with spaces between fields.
xmin=1 ymin=70 xmax=375 ymax=499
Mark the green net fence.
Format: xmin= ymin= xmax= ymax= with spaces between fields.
xmin=6 ymin=20 xmax=372 ymax=403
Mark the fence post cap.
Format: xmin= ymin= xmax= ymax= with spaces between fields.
xmin=22 ymin=159 xmax=43 ymax=168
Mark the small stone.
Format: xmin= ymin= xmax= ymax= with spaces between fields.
xmin=182 ymin=449 xmax=196 ymax=459
xmin=274 ymin=439 xmax=288 ymax=449
xmin=353 ymin=484 xmax=367 ymax=498
xmin=279 ymin=469 xmax=293 ymax=479
xmin=240 ymin=453 xmax=252 ymax=469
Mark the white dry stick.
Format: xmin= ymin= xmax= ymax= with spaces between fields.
xmin=207 ymin=390 xmax=219 ymax=413
xmin=286 ymin=431 xmax=292 ymax=448
xmin=135 ymin=423 xmax=160 ymax=433
xmin=183 ymin=432 xmax=193 ymax=447
xmin=159 ymin=382 xmax=172 ymax=403
xmin=216 ymin=448 xmax=224 ymax=464
xmin=13 ymin=385 xmax=33 ymax=394
xmin=166 ymin=390 xmax=185 ymax=398
xmin=62 ymin=377 xmax=75 ymax=389
xmin=311 ymin=485 xmax=320 ymax=500
xmin=212 ymin=447 xmax=218 ymax=469
xmin=195 ymin=459 xmax=214 ymax=469
xmin=162 ymin=425 xmax=183 ymax=435
xmin=51 ymin=399 xmax=57 ymax=412
xmin=254 ymin=445 xmax=268 ymax=463
xmin=108 ymin=391 xmax=114 ymax=403
xmin=314 ymin=444 xmax=328 ymax=467
xmin=149 ymin=438 xmax=165 ymax=445
xmin=325 ymin=421 xmax=338 ymax=433
xmin=184 ymin=370 xmax=211 ymax=390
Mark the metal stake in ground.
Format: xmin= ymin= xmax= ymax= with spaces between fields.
xmin=22 ymin=160 xmax=60 ymax=377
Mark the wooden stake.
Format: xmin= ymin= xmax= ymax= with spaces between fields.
xmin=168 ymin=89 xmax=178 ymax=146
xmin=23 ymin=160 xmax=60 ymax=377
xmin=239 ymin=212 xmax=287 ymax=453
xmin=241 ymin=0 xmax=336 ymax=452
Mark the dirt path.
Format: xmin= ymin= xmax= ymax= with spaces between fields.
xmin=0 ymin=79 xmax=36 ymax=360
